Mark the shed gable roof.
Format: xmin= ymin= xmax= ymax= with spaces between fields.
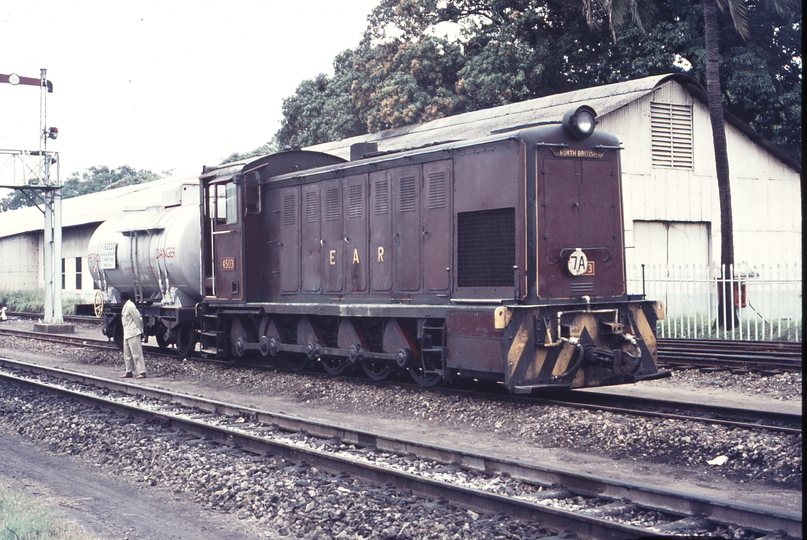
xmin=0 ymin=173 xmax=198 ymax=239
xmin=309 ymin=73 xmax=799 ymax=173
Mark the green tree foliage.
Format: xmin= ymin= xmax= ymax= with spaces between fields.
xmin=0 ymin=165 xmax=162 ymax=212
xmin=221 ymin=141 xmax=280 ymax=164
xmin=715 ymin=1 xmax=802 ymax=160
xmin=271 ymin=0 xmax=800 ymax=161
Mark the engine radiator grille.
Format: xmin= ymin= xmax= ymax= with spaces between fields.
xmin=457 ymin=207 xmax=515 ymax=287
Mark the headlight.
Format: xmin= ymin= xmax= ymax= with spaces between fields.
xmin=562 ymin=105 xmax=597 ymax=139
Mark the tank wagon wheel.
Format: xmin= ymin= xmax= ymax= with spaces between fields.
xmin=176 ymin=323 xmax=196 ymax=358
xmin=93 ymin=291 xmax=105 ymax=318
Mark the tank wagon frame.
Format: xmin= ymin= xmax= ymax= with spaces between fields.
xmin=93 ymin=106 xmax=665 ymax=392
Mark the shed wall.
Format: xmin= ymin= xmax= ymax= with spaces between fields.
xmin=0 ymin=224 xmax=100 ymax=304
xmin=600 ymin=81 xmax=801 ymax=282
xmin=0 ymin=232 xmax=40 ymax=291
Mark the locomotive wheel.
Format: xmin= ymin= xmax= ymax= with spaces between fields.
xmin=321 ymin=356 xmax=349 ymax=376
xmin=362 ymin=319 xmax=412 ymax=381
xmin=287 ymin=317 xmax=320 ymax=372
xmin=408 ymin=365 xmax=442 ymax=387
xmin=286 ymin=355 xmax=311 ymax=372
xmin=362 ymin=359 xmax=397 ymax=381
xmin=176 ymin=324 xmax=196 ymax=358
xmin=261 ymin=319 xmax=284 ymax=360
xmin=230 ymin=317 xmax=250 ymax=358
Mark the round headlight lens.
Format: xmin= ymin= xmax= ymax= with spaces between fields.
xmin=575 ymin=110 xmax=595 ymax=136
xmin=562 ymin=105 xmax=597 ymax=139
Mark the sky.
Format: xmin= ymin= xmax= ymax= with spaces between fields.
xmin=0 ymin=0 xmax=380 ymax=194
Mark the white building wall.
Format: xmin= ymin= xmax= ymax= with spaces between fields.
xmin=0 ymin=232 xmax=40 ymax=291
xmin=58 ymin=225 xmax=99 ymax=302
xmin=0 ymin=225 xmax=99 ymax=304
xmin=599 ymin=81 xmax=801 ymax=278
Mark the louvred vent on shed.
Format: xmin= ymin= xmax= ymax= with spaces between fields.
xmin=650 ymin=102 xmax=693 ymax=169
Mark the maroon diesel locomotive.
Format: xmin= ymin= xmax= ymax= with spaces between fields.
xmin=93 ymin=105 xmax=665 ymax=392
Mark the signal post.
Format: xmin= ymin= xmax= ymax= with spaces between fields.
xmin=0 ymin=68 xmax=73 ymax=333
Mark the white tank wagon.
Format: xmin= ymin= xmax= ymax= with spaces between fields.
xmin=88 ymin=203 xmax=202 ymax=306
xmin=88 ymin=198 xmax=203 ymax=355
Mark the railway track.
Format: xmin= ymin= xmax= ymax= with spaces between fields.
xmin=537 ymin=390 xmax=801 ymax=435
xmin=0 ymin=356 xmax=800 ymax=540
xmin=657 ymin=337 xmax=802 ymax=372
xmin=0 ymin=323 xmax=800 ymax=435
xmin=0 ymin=325 xmax=116 ymax=349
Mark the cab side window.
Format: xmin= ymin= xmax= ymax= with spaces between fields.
xmin=206 ymin=181 xmax=237 ymax=225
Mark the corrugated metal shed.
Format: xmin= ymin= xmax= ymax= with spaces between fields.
xmin=308 ymin=74 xmax=684 ymax=158
xmin=309 ymin=73 xmax=799 ymax=173
xmin=0 ymin=172 xmax=199 ymax=239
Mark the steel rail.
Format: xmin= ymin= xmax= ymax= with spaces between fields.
xmin=0 ymin=326 xmax=115 ymax=348
xmin=535 ymin=391 xmax=802 ymax=435
xmin=658 ymin=338 xmax=802 ymax=353
xmin=657 ymin=338 xmax=802 ymax=372
xmin=0 ymin=356 xmax=800 ymax=539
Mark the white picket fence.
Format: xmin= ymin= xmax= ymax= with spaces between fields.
xmin=627 ymin=263 xmax=802 ymax=342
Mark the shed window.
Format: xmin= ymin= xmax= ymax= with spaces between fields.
xmin=75 ymin=257 xmax=82 ymax=290
xmin=650 ymin=102 xmax=693 ymax=169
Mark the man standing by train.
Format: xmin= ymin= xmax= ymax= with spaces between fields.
xmin=119 ymin=290 xmax=147 ymax=379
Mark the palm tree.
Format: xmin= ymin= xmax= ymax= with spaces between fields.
xmin=583 ymin=0 xmax=793 ymax=329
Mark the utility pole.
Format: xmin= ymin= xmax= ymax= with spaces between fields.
xmin=0 ymin=69 xmax=73 ymax=333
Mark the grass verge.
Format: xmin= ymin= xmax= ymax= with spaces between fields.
xmin=0 ymin=485 xmax=94 ymax=540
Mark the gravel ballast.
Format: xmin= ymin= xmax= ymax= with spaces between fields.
xmin=0 ymin=325 xmax=802 ymax=538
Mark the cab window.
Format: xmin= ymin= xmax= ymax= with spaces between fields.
xmin=206 ymin=180 xmax=238 ymax=225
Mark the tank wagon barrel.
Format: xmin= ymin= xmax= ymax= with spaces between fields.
xmin=91 ymin=106 xmax=665 ymax=392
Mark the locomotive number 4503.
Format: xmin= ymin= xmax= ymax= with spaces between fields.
xmin=221 ymin=257 xmax=236 ymax=271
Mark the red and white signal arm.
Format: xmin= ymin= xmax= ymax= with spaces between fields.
xmin=567 ymin=248 xmax=589 ymax=276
